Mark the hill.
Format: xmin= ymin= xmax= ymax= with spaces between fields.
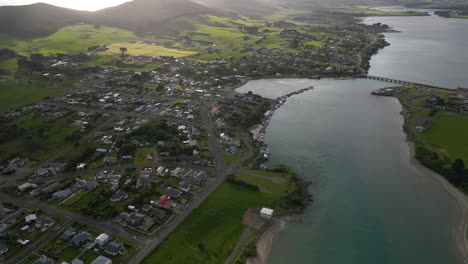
xmin=0 ymin=0 xmax=213 ymax=38
xmin=0 ymin=3 xmax=89 ymax=38
xmin=91 ymin=0 xmax=212 ymax=33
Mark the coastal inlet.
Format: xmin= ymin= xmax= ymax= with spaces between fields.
xmin=250 ymin=86 xmax=314 ymax=160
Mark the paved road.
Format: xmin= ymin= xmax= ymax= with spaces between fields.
xmin=6 ymin=219 xmax=73 ymax=264
xmin=0 ymin=194 xmax=144 ymax=246
xmin=128 ymin=101 xmax=232 ymax=263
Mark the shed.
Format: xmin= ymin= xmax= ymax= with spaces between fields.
xmin=260 ymin=208 xmax=274 ymax=220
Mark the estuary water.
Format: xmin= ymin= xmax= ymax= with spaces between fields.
xmin=235 ymin=12 xmax=468 ymax=264
xmin=364 ymin=12 xmax=468 ymax=89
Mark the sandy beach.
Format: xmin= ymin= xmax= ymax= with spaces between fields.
xmin=406 ymin=138 xmax=468 ymax=263
xmin=246 ymin=218 xmax=287 ymax=264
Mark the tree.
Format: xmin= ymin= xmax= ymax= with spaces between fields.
xmin=449 ymin=159 xmax=466 ymax=186
xmin=156 ymin=84 xmax=165 ymax=92
xmin=120 ymin=47 xmax=128 ymax=57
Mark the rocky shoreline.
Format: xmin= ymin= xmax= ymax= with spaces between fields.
xmin=251 ymin=86 xmax=315 ymax=152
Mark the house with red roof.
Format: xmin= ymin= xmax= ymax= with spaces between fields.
xmin=155 ymin=195 xmax=170 ymax=208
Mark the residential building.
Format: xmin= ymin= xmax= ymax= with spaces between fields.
xmin=90 ymin=256 xmax=112 ymax=264
xmin=104 ymin=240 xmax=124 ymax=256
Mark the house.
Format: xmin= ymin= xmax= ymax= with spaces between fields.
xmin=72 ymin=231 xmax=92 ymax=247
xmin=127 ymin=213 xmax=145 ymax=226
xmin=25 ymin=214 xmax=37 ymax=223
xmin=85 ymin=180 xmax=99 ymax=191
xmin=187 ymin=140 xmax=198 ymax=147
xmin=156 ymin=195 xmax=171 ymax=208
xmin=71 ymin=259 xmax=84 ymax=264
xmin=59 ymin=229 xmax=76 ymax=241
xmin=40 ymin=182 xmax=62 ymax=195
xmin=104 ymin=240 xmax=124 ymax=256
xmin=34 ymin=168 xmax=51 ymax=177
xmin=103 ymin=157 xmax=118 ymax=165
xmin=95 ymin=233 xmax=110 ymax=246
xmin=156 ymin=166 xmax=169 ymax=177
xmin=90 ymin=255 xmax=112 ymax=264
xmin=110 ymin=190 xmax=128 ymax=202
xmin=166 ymin=188 xmax=183 ymax=198
xmin=178 ymin=181 xmax=191 ymax=192
xmin=210 ymin=106 xmax=219 ymax=116
xmin=96 ymin=148 xmax=108 ymax=153
xmin=193 ymin=171 xmax=208 ymax=184
xmin=122 ymin=155 xmax=133 ymax=161
xmin=137 ymin=169 xmax=152 ymax=188
xmin=17 ymin=182 xmax=38 ymax=192
xmin=226 ymin=146 xmax=238 ymax=154
xmin=33 ymin=255 xmax=54 ymax=264
xmin=260 ymin=208 xmax=274 ymax=220
xmin=170 ymin=167 xmax=185 ymax=178
xmin=77 ymin=163 xmax=87 ymax=171
xmin=52 ymin=189 xmax=72 ymax=200
xmin=0 ymin=243 xmax=8 ymax=255
xmin=148 ymin=208 xmax=166 ymax=219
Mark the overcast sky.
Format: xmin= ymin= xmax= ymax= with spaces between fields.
xmin=0 ymin=0 xmax=133 ymax=11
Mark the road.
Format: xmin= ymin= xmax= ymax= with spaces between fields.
xmin=128 ymin=101 xmax=233 ymax=263
xmin=5 ymin=219 xmax=73 ymax=264
xmin=0 ymin=194 xmax=144 ymax=246
xmin=0 ymin=87 xmax=273 ymax=263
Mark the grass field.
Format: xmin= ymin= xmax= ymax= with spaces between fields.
xmin=141 ymin=182 xmax=277 ymax=264
xmin=0 ymin=80 xmax=69 ymax=113
xmin=62 ymin=191 xmax=88 ymax=206
xmin=0 ymin=114 xmax=80 ymax=162
xmin=105 ymin=42 xmax=197 ymax=57
xmin=0 ymin=58 xmax=18 ymax=76
xmin=420 ymin=114 xmax=468 ymax=163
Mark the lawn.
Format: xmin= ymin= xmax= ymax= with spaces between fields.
xmin=0 ymin=80 xmax=69 ymax=113
xmin=135 ymin=147 xmax=155 ymax=164
xmin=57 ymin=246 xmax=81 ymax=262
xmin=304 ymin=40 xmax=322 ymax=47
xmin=141 ymin=182 xmax=277 ymax=264
xmin=234 ymin=173 xmax=293 ymax=198
xmin=63 ymin=191 xmax=88 ymax=206
xmin=419 ymin=114 xmax=468 ymax=163
xmin=81 ymin=251 xmax=100 ymax=264
xmin=105 ymin=42 xmax=197 ymax=57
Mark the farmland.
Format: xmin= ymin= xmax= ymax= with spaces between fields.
xmin=420 ymin=114 xmax=468 ymax=163
xmin=105 ymin=42 xmax=197 ymax=57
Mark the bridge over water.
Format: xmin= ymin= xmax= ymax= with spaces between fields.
xmin=361 ymin=75 xmax=447 ymax=89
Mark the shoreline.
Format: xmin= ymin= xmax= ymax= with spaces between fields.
xmin=405 ymin=137 xmax=468 ymax=263
xmin=246 ymin=218 xmax=287 ymax=264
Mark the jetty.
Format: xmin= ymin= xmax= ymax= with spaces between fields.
xmin=251 ymin=86 xmax=314 ymax=158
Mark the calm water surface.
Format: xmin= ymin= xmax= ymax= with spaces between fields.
xmin=236 ymin=13 xmax=468 ymax=264
xmin=237 ymin=78 xmax=463 ymax=264
xmin=364 ymin=13 xmax=468 ymax=89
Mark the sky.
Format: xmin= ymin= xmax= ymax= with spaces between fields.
xmin=0 ymin=0 xmax=133 ymax=11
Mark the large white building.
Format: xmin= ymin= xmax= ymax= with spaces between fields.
xmin=260 ymin=208 xmax=274 ymax=220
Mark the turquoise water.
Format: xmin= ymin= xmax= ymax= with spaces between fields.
xmin=237 ymin=78 xmax=463 ymax=264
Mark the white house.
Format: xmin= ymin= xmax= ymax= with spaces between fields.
xmin=95 ymin=233 xmax=110 ymax=246
xmin=260 ymin=208 xmax=274 ymax=220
